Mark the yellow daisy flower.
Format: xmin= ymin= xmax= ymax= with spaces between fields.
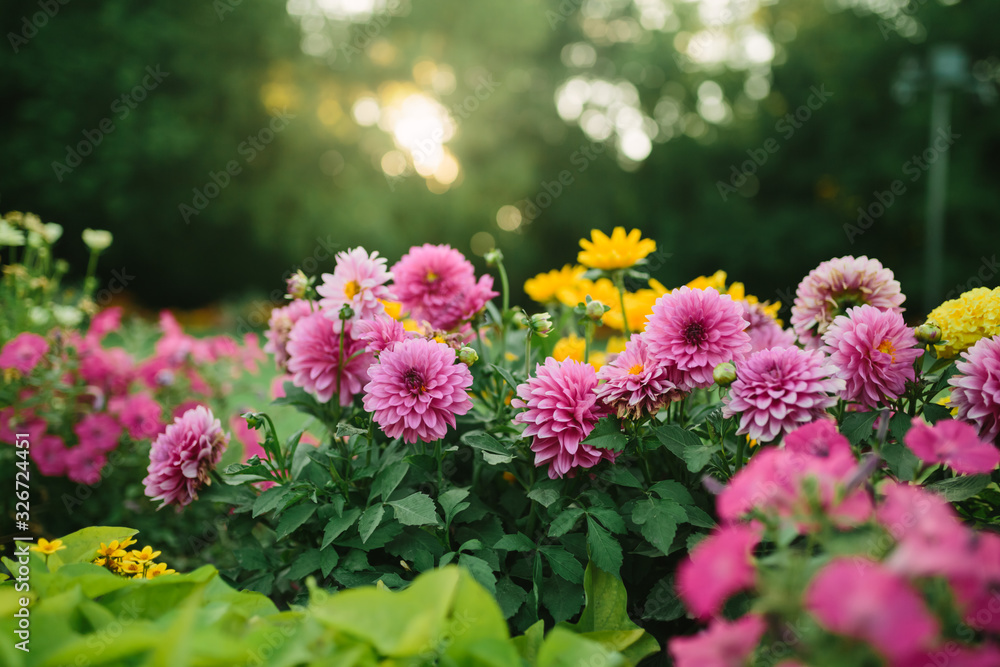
xmin=686 ymin=270 xmax=728 ymax=292
xmin=926 ymin=287 xmax=1000 ymax=358
xmin=525 ymin=265 xmax=587 ymax=305
xmin=96 ymin=541 xmax=127 ymax=559
xmin=578 ymin=227 xmax=656 ymax=270
xmin=119 ymin=560 xmax=143 ymax=576
xmin=31 ymin=538 xmax=66 ymax=556
xmin=556 ymin=277 xmax=619 ymax=310
xmin=143 ymin=563 xmax=176 ymax=579
xmin=129 ymin=546 xmax=162 ymax=564
xmin=553 ymin=335 xmax=586 ymax=363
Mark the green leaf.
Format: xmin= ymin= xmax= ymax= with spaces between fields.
xmin=462 ymin=431 xmax=515 ymax=464
xmin=587 ymin=507 xmax=626 ymax=535
xmin=490 ymin=364 xmax=520 ymax=392
xmin=923 ymin=403 xmax=952 ymax=424
xmin=642 ymin=576 xmax=686 ymax=621
xmin=537 ymin=627 xmax=624 ymax=667
xmin=287 ymin=549 xmax=322 ymax=580
xmin=275 ymin=502 xmax=317 ymax=541
xmin=929 ymin=475 xmax=992 ymax=502
xmin=632 ymin=498 xmax=684 ymax=556
xmin=548 ymin=508 xmax=585 ymax=538
xmin=458 ymin=553 xmax=497 ymax=595
xmin=320 ymin=548 xmax=340 ymax=578
xmin=881 ymin=439 xmax=920 ymax=482
xmin=652 ymin=424 xmax=719 ymax=473
xmin=581 ymin=416 xmax=628 ymax=452
xmin=388 ymin=493 xmax=440 ymax=526
xmin=322 ymin=508 xmax=361 ymax=549
xmin=369 ymin=460 xmax=409 ymax=503
xmin=52 ymin=526 xmax=139 ymax=567
xmin=496 ymin=577 xmax=528 ymax=619
xmin=439 ymin=487 xmax=472 ymax=525
xmin=841 ymin=410 xmax=881 ymax=446
xmin=597 ymin=467 xmax=644 ymax=489
xmin=336 ymin=423 xmax=367 ymax=438
xmin=683 ymin=505 xmax=716 ymax=529
xmin=586 ymin=517 xmax=623 ymax=575
xmin=252 ymin=484 xmax=292 ymax=518
xmin=539 ymin=547 xmax=584 ymax=584
xmin=649 ymin=480 xmax=695 ymax=505
xmin=494 ymin=533 xmax=535 ymax=552
xmin=541 ymin=575 xmax=585 ymax=624
xmin=359 ymin=504 xmax=386 ymax=543
xmin=527 ymin=486 xmax=560 ymax=508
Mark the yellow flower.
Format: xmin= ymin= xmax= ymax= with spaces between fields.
xmin=143 ymin=563 xmax=176 ymax=579
xmin=31 ymin=538 xmax=66 ymax=556
xmin=603 ymin=285 xmax=666 ymax=333
xmin=525 ymin=265 xmax=587 ymax=305
xmin=686 ymin=270 xmax=728 ymax=292
xmin=380 ymin=300 xmax=403 ymax=320
xmin=119 ymin=561 xmax=143 ymax=576
xmin=606 ymin=336 xmax=628 ymax=355
xmin=129 ymin=546 xmax=162 ymax=563
xmin=926 ymin=287 xmax=1000 ymax=358
xmin=557 ymin=277 xmax=619 ymax=309
xmin=553 ymin=335 xmax=586 ymax=362
xmin=96 ymin=541 xmax=127 ymax=559
xmin=578 ymin=227 xmax=656 ymax=270
xmin=119 ymin=536 xmax=138 ymax=549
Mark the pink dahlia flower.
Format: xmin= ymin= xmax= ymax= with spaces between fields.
xmin=513 ymin=357 xmax=614 ymax=479
xmin=263 ymin=299 xmax=312 ymax=371
xmin=110 ymin=393 xmax=164 ymax=440
xmin=596 ymin=334 xmax=683 ymax=419
xmin=806 ymin=558 xmax=939 ymax=664
xmin=73 ymin=413 xmax=122 ymax=453
xmin=354 ymin=315 xmax=413 ymax=356
xmin=950 ymin=335 xmax=1000 ymax=442
xmin=362 ymin=338 xmax=473 ymax=444
xmin=905 ymin=417 xmax=999 ymax=475
xmin=0 ymin=333 xmax=49 ymax=374
xmin=390 ymin=244 xmax=498 ymax=331
xmin=645 ymin=286 xmax=752 ymax=390
xmin=669 ymin=615 xmax=765 ymax=667
xmin=317 ymin=247 xmax=396 ymax=326
xmin=740 ymin=301 xmax=796 ymax=354
xmin=949 ymin=532 xmax=1000 ymax=633
xmin=143 ymin=406 xmax=229 ymax=508
xmin=677 ymin=524 xmax=760 ymax=619
xmin=78 ymin=344 xmax=134 ymax=395
xmin=86 ymin=307 xmax=123 ymax=342
xmin=286 ymin=311 xmax=373 ymax=405
xmin=722 ymin=346 xmax=844 ymax=443
xmin=31 ymin=435 xmax=69 ymax=477
xmin=791 ymin=255 xmax=905 ymax=349
xmin=822 ymin=305 xmax=922 ymax=408
xmin=782 ymin=418 xmax=850 ymax=458
xmin=66 ymin=446 xmax=108 ymax=485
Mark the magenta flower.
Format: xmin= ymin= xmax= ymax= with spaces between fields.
xmin=286 ymin=312 xmax=373 ymax=405
xmin=645 ymin=286 xmax=752 ymax=390
xmin=677 ymin=525 xmax=760 ymax=619
xmin=263 ymin=299 xmax=312 ymax=371
xmin=86 ymin=307 xmax=123 ymax=342
xmin=362 ymin=338 xmax=473 ymax=444
xmin=111 ymin=393 xmax=164 ymax=440
xmin=949 ymin=533 xmax=1000 ymax=633
xmin=73 ymin=413 xmax=122 ymax=454
xmin=390 ymin=244 xmax=498 ymax=331
xmin=782 ymin=418 xmax=850 ymax=458
xmin=806 ymin=558 xmax=939 ymax=664
xmin=0 ymin=407 xmax=46 ymax=446
xmin=0 ymin=333 xmax=49 ymax=374
xmin=596 ymin=334 xmax=683 ymax=419
xmin=669 ymin=615 xmax=765 ymax=667
xmin=513 ymin=357 xmax=614 ymax=479
xmin=143 ymin=406 xmax=230 ymax=508
xmin=317 ymin=247 xmax=396 ymax=326
xmin=354 ymin=315 xmax=413 ymax=356
xmin=66 ymin=445 xmax=108 ymax=485
xmin=78 ymin=345 xmax=134 ymax=395
xmin=739 ymin=301 xmax=796 ymax=354
xmin=949 ymin=335 xmax=1000 ymax=442
xmin=722 ymin=346 xmax=844 ymax=443
xmin=822 ymin=304 xmax=922 ymax=408
xmin=791 ymin=256 xmax=906 ymax=349
xmin=30 ymin=435 xmax=69 ymax=477
xmin=905 ymin=417 xmax=1000 ymax=474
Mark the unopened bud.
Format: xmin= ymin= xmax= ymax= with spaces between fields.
xmin=484 ymin=249 xmax=504 ymax=266
xmin=339 ymin=304 xmax=355 ymax=321
xmin=585 ymin=299 xmax=606 ymax=321
xmin=458 ymin=346 xmax=479 ymax=366
xmin=529 ymin=313 xmax=554 ymax=337
xmin=513 ymin=312 xmax=529 ymax=328
xmin=713 ymin=362 xmax=737 ymax=387
xmin=82 ymin=228 xmax=113 ymax=252
xmin=242 ymin=412 xmax=264 ymax=430
xmin=914 ymin=322 xmax=943 ymax=345
xmin=286 ymin=270 xmax=310 ymax=299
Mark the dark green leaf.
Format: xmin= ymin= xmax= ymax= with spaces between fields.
xmin=649 ymin=480 xmax=695 ymax=505
xmin=597 ymin=467 xmax=644 ymax=489
xmin=496 ymin=577 xmax=527 ymax=619
xmin=251 ymin=484 xmax=293 ymax=518
xmin=287 ymin=549 xmax=321 ymax=580
xmin=368 ymin=460 xmax=409 ymax=503
xmin=322 ymin=508 xmax=361 ymax=549
xmin=586 ymin=516 xmax=623 ymax=575
xmin=632 ymin=499 xmax=685 ymax=556
xmin=388 ymin=493 xmax=440 ymax=526
xmin=841 ymin=411 xmax=881 ymax=446
xmin=881 ymin=440 xmax=920 ymax=482
xmin=275 ymin=503 xmax=317 ymax=541
xmin=494 ymin=533 xmax=535 ymax=552
xmin=548 ymin=508 xmax=585 ymax=538
xmin=490 ymin=364 xmax=520 ymax=393
xmin=652 ymin=424 xmax=719 ymax=473
xmin=320 ymin=548 xmax=340 ymax=578
xmin=359 ymin=504 xmax=386 ymax=543
xmin=587 ymin=507 xmax=626 ymax=535
xmin=581 ymin=416 xmax=628 ymax=452
xmin=527 ymin=486 xmax=560 ymax=507
xmin=642 ymin=577 xmax=686 ymax=621
xmin=462 ymin=431 xmax=514 ymax=464
xmin=539 ymin=547 xmax=584 ymax=584
xmin=336 ymin=423 xmax=367 ymax=438
xmin=459 ymin=553 xmax=497 ymax=594
xmin=439 ymin=487 xmax=472 ymax=525
xmin=541 ymin=574 xmax=585 ymax=624
xmin=929 ymin=475 xmax=992 ymax=502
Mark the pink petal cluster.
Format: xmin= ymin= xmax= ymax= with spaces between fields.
xmin=806 ymin=558 xmax=939 ymax=664
xmin=669 ymin=615 xmax=765 ymax=667
xmin=73 ymin=413 xmax=122 ymax=453
xmin=390 ymin=244 xmax=498 ymax=331
xmin=513 ymin=357 xmax=615 ymax=479
xmin=949 ymin=335 xmax=1000 ymax=442
xmin=287 ymin=311 xmax=373 ymax=405
xmin=143 ymin=406 xmax=229 ymax=508
xmin=362 ymin=337 xmax=473 ymax=444
xmin=317 ymin=247 xmax=395 ymax=326
xmin=822 ymin=305 xmax=922 ymax=408
xmin=722 ymin=346 xmax=844 ymax=443
xmin=739 ymin=301 xmax=796 ymax=354
xmin=31 ymin=435 xmax=69 ymax=477
xmin=645 ymin=286 xmax=752 ymax=390
xmin=791 ymin=255 xmax=905 ymax=349
xmin=354 ymin=315 xmax=413 ymax=356
xmin=904 ymin=418 xmax=999 ymax=474
xmin=263 ymin=299 xmax=313 ymax=371
xmin=86 ymin=307 xmax=123 ymax=342
xmin=677 ymin=524 xmax=760 ymax=619
xmin=110 ymin=393 xmax=165 ymax=440
xmin=595 ymin=334 xmax=683 ymax=419
xmin=0 ymin=332 xmax=49 ymax=374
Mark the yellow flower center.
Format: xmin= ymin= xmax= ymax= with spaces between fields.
xmin=344 ymin=280 xmax=361 ymax=299
xmin=628 ymin=363 xmax=644 ymax=375
xmin=877 ymin=339 xmax=897 ymax=362
xmin=426 ymin=271 xmax=439 ymax=283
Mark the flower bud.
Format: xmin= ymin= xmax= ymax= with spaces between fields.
xmin=713 ymin=362 xmax=737 ymax=387
xmin=82 ymin=228 xmax=113 ymax=252
xmin=529 ymin=313 xmax=554 ymax=337
xmin=512 ymin=312 xmax=529 ymax=328
xmin=914 ymin=322 xmax=942 ymax=345
xmin=484 ymin=248 xmax=504 ymax=266
xmin=339 ymin=304 xmax=355 ymax=321
xmin=286 ymin=270 xmax=310 ymax=299
xmin=458 ymin=346 xmax=479 ymax=366
xmin=585 ymin=299 xmax=606 ymax=321
xmin=242 ymin=412 xmax=264 ymax=430
xmin=43 ymin=223 xmax=63 ymax=244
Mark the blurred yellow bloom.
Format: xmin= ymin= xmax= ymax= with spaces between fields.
xmin=686 ymin=270 xmax=728 ymax=292
xmin=606 ymin=336 xmax=628 ymax=355
xmin=525 ymin=265 xmax=586 ymax=305
xmin=129 ymin=546 xmax=162 ymax=563
xmin=553 ymin=335 xmax=586 ymax=362
xmin=31 ymin=538 xmax=66 ymax=556
xmin=143 ymin=562 xmax=176 ymax=579
xmin=578 ymin=227 xmax=656 ymax=270
xmin=381 ymin=300 xmax=403 ymax=320
xmin=119 ymin=536 xmax=138 ymax=549
xmin=603 ymin=285 xmax=666 ymax=333
xmin=557 ymin=277 xmax=619 ymax=309
xmin=926 ymin=287 xmax=1000 ymax=358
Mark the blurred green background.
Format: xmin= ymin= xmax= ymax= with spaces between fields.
xmin=3 ymin=0 xmax=998 ymax=320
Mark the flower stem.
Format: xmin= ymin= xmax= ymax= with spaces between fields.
xmin=614 ymin=271 xmax=631 ymax=339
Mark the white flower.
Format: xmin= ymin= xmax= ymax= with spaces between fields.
xmin=53 ymin=305 xmax=84 ymax=327
xmin=0 ymin=220 xmax=26 ymax=246
xmin=43 ymin=223 xmax=63 ymax=244
xmin=82 ymin=228 xmax=113 ymax=251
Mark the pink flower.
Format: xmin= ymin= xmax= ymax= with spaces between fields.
xmin=669 ymin=615 xmax=765 ymax=667
xmin=782 ymin=418 xmax=850 ymax=458
xmin=948 ymin=533 xmax=1000 ymax=633
xmin=390 ymin=244 xmax=498 ymax=331
xmin=78 ymin=344 xmax=134 ymax=395
xmin=949 ymin=335 xmax=1000 ymax=442
xmin=263 ymin=299 xmax=312 ymax=371
xmin=596 ymin=334 xmax=683 ymax=419
xmin=791 ymin=255 xmax=905 ymax=349
xmin=822 ymin=305 xmax=922 ymax=408
xmin=0 ymin=333 xmax=49 ymax=374
xmin=645 ymin=286 xmax=752 ymax=390
xmin=722 ymin=347 xmax=844 ymax=443
xmin=317 ymin=247 xmax=396 ymax=326
xmin=806 ymin=558 xmax=939 ymax=663
xmin=240 ymin=333 xmax=265 ymax=373
xmin=513 ymin=357 xmax=614 ymax=479
xmin=362 ymin=338 xmax=473 ymax=444
xmin=739 ymin=301 xmax=796 ymax=354
xmin=0 ymin=407 xmax=46 ymax=446
xmin=73 ymin=413 xmax=122 ymax=453
xmin=143 ymin=406 xmax=230 ymax=508
xmin=111 ymin=393 xmax=164 ymax=440
xmin=86 ymin=307 xmax=123 ymax=342
xmin=677 ymin=525 xmax=760 ymax=619
xmin=65 ymin=445 xmax=108 ymax=485
xmin=30 ymin=435 xmax=69 ymax=477
xmin=905 ymin=417 xmax=999 ymax=474
xmin=354 ymin=315 xmax=413 ymax=356
xmin=286 ymin=312 xmax=373 ymax=405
